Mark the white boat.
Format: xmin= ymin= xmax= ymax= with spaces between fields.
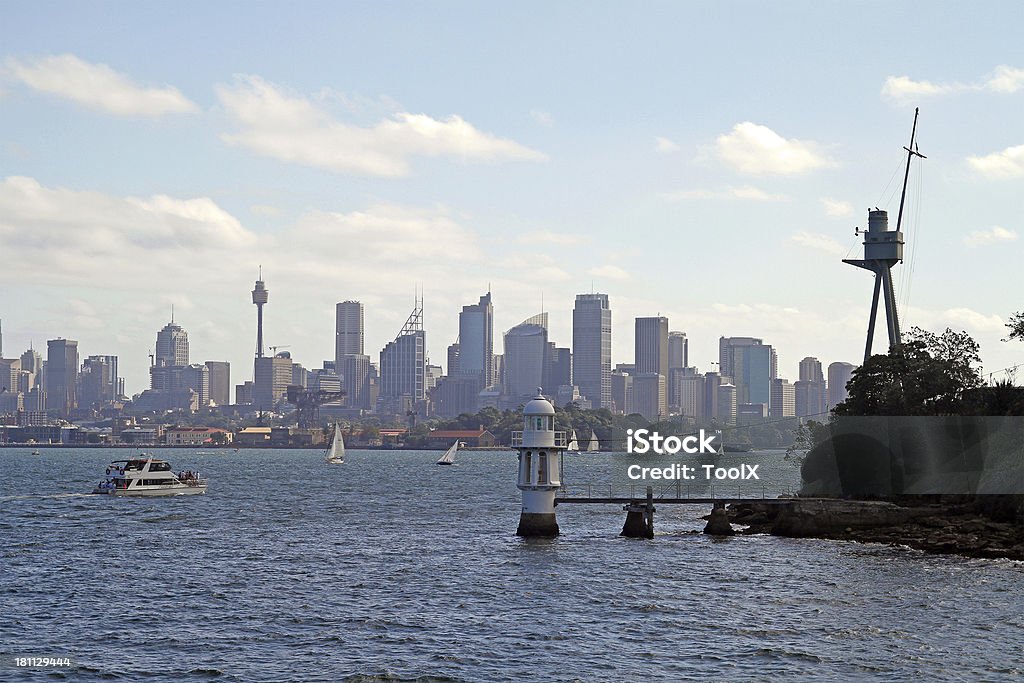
xmin=31 ymin=449 xmax=41 ymax=456
xmin=92 ymin=457 xmax=207 ymax=496
xmin=586 ymin=430 xmax=600 ymax=452
xmin=566 ymin=430 xmax=579 ymax=452
xmin=326 ymin=423 xmax=345 ymax=464
xmin=436 ymin=440 xmax=459 ymax=465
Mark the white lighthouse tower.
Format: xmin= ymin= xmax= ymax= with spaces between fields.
xmin=514 ymin=389 xmax=566 ymax=537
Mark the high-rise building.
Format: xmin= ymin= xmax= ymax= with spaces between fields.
xmin=205 ymin=361 xmax=231 ymax=406
xmin=798 ymin=357 xmax=824 ymax=383
xmin=678 ymin=370 xmax=706 ymax=418
xmin=719 ymin=337 xmax=777 ymax=407
xmin=0 ymin=357 xmax=20 ymax=393
xmin=827 ymin=362 xmax=857 ymax=410
xmin=79 ymin=355 xmax=119 ymax=408
xmin=572 ymin=293 xmax=611 ymax=409
xmin=667 ymin=331 xmax=688 ymax=411
xmin=335 ymin=301 xmax=364 ymax=364
xmin=633 ymin=372 xmax=666 ymax=421
xmin=611 ymin=369 xmax=633 ymax=415
xmin=544 ymin=344 xmax=572 ymax=394
xmin=253 ymin=353 xmax=293 ymax=411
xmin=503 ymin=315 xmax=548 ymax=402
xmin=457 ymin=292 xmax=494 ymax=391
xmin=378 ymin=302 xmax=426 ymax=415
xmin=155 ymin=321 xmax=189 ymax=367
xmin=340 ymin=354 xmax=372 ymax=410
xmin=635 ymin=317 xmax=669 ymax=413
xmin=718 ymin=383 xmax=737 ymax=426
xmin=795 ymin=356 xmax=827 ymax=417
xmin=45 ymin=339 xmax=78 ymax=414
xmin=770 ymin=378 xmax=796 ymax=418
xmin=181 ymin=363 xmax=211 ymax=407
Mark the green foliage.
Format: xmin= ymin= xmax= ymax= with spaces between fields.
xmin=1005 ymin=311 xmax=1024 ymax=343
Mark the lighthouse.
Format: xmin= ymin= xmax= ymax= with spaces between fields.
xmin=514 ymin=389 xmax=566 ymax=537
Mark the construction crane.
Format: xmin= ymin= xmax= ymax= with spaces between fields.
xmin=269 ymin=345 xmax=291 ymax=355
xmin=286 ymin=385 xmax=346 ymax=430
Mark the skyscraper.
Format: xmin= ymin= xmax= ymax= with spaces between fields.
xmin=457 ymin=291 xmax=494 ymax=392
xmin=253 ymin=353 xmax=293 ymax=411
xmin=205 ymin=361 xmax=231 ymax=406
xmin=45 ymin=338 xmax=78 ymax=414
xmin=795 ymin=356 xmax=827 ymax=418
xmin=79 ymin=355 xmax=119 ymax=408
xmin=668 ymin=331 xmax=688 ymax=370
xmin=573 ymin=293 xmax=611 ymax=410
xmin=503 ymin=314 xmax=548 ymax=401
xmin=335 ymin=301 xmax=364 ymax=363
xmin=151 ymin=319 xmax=189 ymax=391
xmin=379 ymin=302 xmax=426 ymax=415
xmin=719 ymin=337 xmax=776 ymax=407
xmin=827 ymin=362 xmax=857 ymax=410
xmin=635 ymin=317 xmax=669 ymax=413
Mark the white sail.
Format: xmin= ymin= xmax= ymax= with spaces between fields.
xmin=567 ymin=429 xmax=579 ymax=452
xmin=326 ymin=423 xmax=345 ymax=463
xmin=586 ymin=430 xmax=600 ymax=452
xmin=436 ymin=440 xmax=458 ymax=465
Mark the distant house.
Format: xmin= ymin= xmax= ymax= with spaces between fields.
xmin=374 ymin=428 xmax=408 ymax=447
xmin=165 ymin=427 xmax=233 ymax=446
xmin=427 ymin=428 xmax=497 ymax=449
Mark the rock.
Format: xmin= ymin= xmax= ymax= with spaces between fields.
xmin=704 ymin=507 xmax=735 ymax=536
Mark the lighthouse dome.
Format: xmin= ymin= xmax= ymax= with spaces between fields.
xmin=523 ymin=390 xmax=554 ymax=416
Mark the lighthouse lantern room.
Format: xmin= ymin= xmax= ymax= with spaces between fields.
xmin=513 ymin=389 xmax=566 ymax=537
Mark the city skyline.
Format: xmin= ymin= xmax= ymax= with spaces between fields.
xmin=2 ymin=4 xmax=1022 ymax=396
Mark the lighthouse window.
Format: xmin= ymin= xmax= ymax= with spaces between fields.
xmin=523 ymin=451 xmax=532 ymax=484
xmin=538 ymin=452 xmax=548 ymax=484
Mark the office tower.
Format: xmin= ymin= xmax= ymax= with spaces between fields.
xmin=0 ymin=357 xmax=19 ymax=393
xmin=667 ymin=331 xmax=688 ymax=411
xmin=635 ymin=317 xmax=669 ymax=413
xmin=703 ymin=371 xmax=727 ymax=420
xmin=795 ymin=356 xmax=827 ymax=417
xmin=719 ymin=337 xmax=777 ymax=407
xmin=678 ymin=371 xmax=706 ymax=418
xmin=572 ymin=293 xmax=611 ymax=409
xmin=544 ymin=344 xmax=572 ymax=394
xmin=253 ymin=353 xmax=293 ymax=411
xmin=335 ymin=301 xmax=364 ymax=364
xmin=379 ymin=301 xmax=426 ymax=414
xmin=181 ymin=363 xmax=211 ymax=407
xmin=457 ymin=292 xmax=494 ymax=390
xmin=633 ymin=372 xmax=666 ymax=421
xmin=611 ymin=369 xmax=633 ymax=415
xmin=45 ymin=338 xmax=78 ymax=413
xmin=503 ymin=314 xmax=548 ymax=401
xmin=205 ymin=361 xmax=231 ymax=406
xmin=827 ymin=362 xmax=857 ymax=411
xmin=446 ymin=343 xmax=460 ymax=376
xmin=20 ymin=347 xmax=42 ymax=381
xmin=341 ymin=354 xmax=371 ymax=410
xmin=155 ymin=320 xmax=189 ymax=367
xmin=770 ymin=378 xmax=796 ymax=417
xmin=79 ymin=355 xmax=119 ymax=407
xmin=236 ymin=381 xmax=254 ymax=405
xmin=718 ymin=383 xmax=737 ymax=425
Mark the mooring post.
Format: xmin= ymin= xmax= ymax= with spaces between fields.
xmin=645 ymin=486 xmax=655 ymax=537
xmin=620 ymin=486 xmax=655 ymax=539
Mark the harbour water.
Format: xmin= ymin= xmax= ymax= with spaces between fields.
xmin=2 ymin=447 xmax=1022 ymax=681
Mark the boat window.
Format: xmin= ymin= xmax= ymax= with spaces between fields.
xmin=150 ymin=462 xmax=171 ymax=472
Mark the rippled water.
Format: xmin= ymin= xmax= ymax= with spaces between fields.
xmin=2 ymin=447 xmax=1022 ymax=681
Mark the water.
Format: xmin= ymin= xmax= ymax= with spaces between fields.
xmin=1 ymin=447 xmax=1022 ymax=681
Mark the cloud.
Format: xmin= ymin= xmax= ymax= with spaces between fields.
xmin=882 ymin=64 xmax=1024 ymax=103
xmin=940 ymin=308 xmax=1005 ymax=332
xmin=821 ymin=198 xmax=853 ymax=217
xmin=588 ymin=265 xmax=630 ymax=281
xmin=655 ymin=137 xmax=679 ymax=153
xmin=516 ymin=230 xmax=588 ymax=246
xmin=967 ymin=144 xmax=1024 ymax=179
xmin=715 ymin=122 xmax=834 ymax=175
xmin=660 ymin=185 xmax=788 ymax=202
xmin=4 ymin=54 xmax=198 ymax=117
xmin=790 ymin=231 xmax=846 ymax=256
xmin=963 ymin=225 xmax=1018 ymax=247
xmin=530 ymin=109 xmax=554 ymax=127
xmin=216 ymin=75 xmax=546 ymax=176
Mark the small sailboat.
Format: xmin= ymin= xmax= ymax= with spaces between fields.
xmin=325 ymin=423 xmax=345 ymax=464
xmin=436 ymin=440 xmax=459 ymax=465
xmin=586 ymin=430 xmax=600 ymax=452
xmin=566 ymin=429 xmax=579 ymax=452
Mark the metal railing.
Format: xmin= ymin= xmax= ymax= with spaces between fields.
xmin=557 ymin=482 xmax=795 ymax=500
xmin=511 ymin=431 xmax=568 ymax=448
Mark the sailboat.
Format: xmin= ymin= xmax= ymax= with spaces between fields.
xmin=436 ymin=440 xmax=459 ymax=465
xmin=586 ymin=430 xmax=600 ymax=452
xmin=325 ymin=423 xmax=345 ymax=464
xmin=566 ymin=429 xmax=579 ymax=452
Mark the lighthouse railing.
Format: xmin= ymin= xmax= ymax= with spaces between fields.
xmin=511 ymin=431 xmax=567 ymax=448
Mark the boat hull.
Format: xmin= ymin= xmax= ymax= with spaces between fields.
xmin=92 ymin=486 xmax=207 ymax=496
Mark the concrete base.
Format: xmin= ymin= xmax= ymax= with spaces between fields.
xmin=703 ymin=506 xmax=735 ymax=536
xmin=517 ymin=512 xmax=559 ymax=537
xmin=620 ymin=504 xmax=654 ymax=539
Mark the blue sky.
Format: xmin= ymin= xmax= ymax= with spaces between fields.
xmin=2 ymin=2 xmax=1023 ymax=394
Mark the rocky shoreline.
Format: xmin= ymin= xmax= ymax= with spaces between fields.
xmin=724 ymin=498 xmax=1024 ymax=560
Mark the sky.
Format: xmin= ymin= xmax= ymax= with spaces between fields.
xmin=2 ymin=1 xmax=1023 ymax=396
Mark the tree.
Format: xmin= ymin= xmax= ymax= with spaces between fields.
xmin=1005 ymin=311 xmax=1024 ymax=343
xmin=835 ymin=327 xmax=983 ymax=416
